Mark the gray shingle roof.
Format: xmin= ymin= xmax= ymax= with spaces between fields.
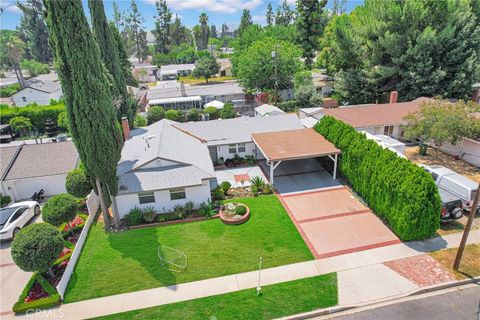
xmin=175 ymin=114 xmax=304 ymax=146
xmin=22 ymin=79 xmax=62 ymax=94
xmin=0 ymin=146 xmax=20 ymax=180
xmin=117 ymin=119 xmax=214 ymax=194
xmin=4 ymin=141 xmax=79 ymax=180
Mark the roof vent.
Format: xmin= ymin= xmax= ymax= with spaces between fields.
xmin=119 ymin=184 xmax=128 ymax=191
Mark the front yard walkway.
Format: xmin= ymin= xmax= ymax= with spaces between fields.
xmin=7 ymin=230 xmax=479 ymax=320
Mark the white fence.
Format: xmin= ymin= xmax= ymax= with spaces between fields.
xmin=56 ymin=190 xmax=99 ymax=299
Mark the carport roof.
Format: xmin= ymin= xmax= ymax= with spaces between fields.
xmin=252 ymin=128 xmax=341 ymax=162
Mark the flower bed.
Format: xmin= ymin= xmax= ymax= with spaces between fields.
xmin=60 ymin=213 xmax=88 ymax=235
xmin=219 ymin=203 xmax=250 ymax=225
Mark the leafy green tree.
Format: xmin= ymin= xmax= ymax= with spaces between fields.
xmin=125 ymin=0 xmax=148 ymax=63
xmin=0 ymin=32 xmax=26 ymax=87
xmin=11 ymin=223 xmax=64 ymax=275
xmin=109 ymin=22 xmax=137 ymax=87
xmin=89 ymin=0 xmax=133 ymax=124
xmin=165 ymin=109 xmax=182 ymax=121
xmin=57 ymin=111 xmax=69 ymax=132
xmin=42 ymin=194 xmax=78 ymax=232
xmin=266 ymin=3 xmax=274 ymax=25
xmin=219 ymin=103 xmax=236 ymax=119
xmin=9 ymin=116 xmax=32 ymax=136
xmin=66 ymin=168 xmax=92 ymax=198
xmin=17 ymin=0 xmax=52 ymax=63
xmin=221 ymin=23 xmax=230 ymax=47
xmin=403 ymin=100 xmax=480 ymax=151
xmin=238 ymin=9 xmax=253 ymax=36
xmin=170 ymin=15 xmax=191 ymax=47
xmin=153 ymin=0 xmax=172 ymax=54
xmin=20 ymin=59 xmax=49 ymax=77
xmin=236 ymin=37 xmax=302 ymax=90
xmin=194 ymin=13 xmax=210 ymax=50
xmin=296 ymin=0 xmax=327 ymax=69
xmin=147 ymin=106 xmax=165 ymax=124
xmin=134 ymin=114 xmax=147 ymax=127
xmin=204 ymin=106 xmax=219 ymax=120
xmin=112 ymin=0 xmax=123 ymax=30
xmin=187 ymin=108 xmax=199 ymax=121
xmin=192 ymin=55 xmax=220 ymax=83
xmin=210 ymin=25 xmax=218 ymax=39
xmin=44 ymin=0 xmax=124 ymax=228
xmin=275 ymin=0 xmax=294 ymax=26
xmin=294 ymin=71 xmax=323 ymax=107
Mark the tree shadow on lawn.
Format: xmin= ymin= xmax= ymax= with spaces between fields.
xmin=107 ymin=226 xmax=179 ymax=290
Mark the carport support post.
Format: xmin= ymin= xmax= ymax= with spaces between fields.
xmin=269 ymin=160 xmax=282 ymax=186
xmin=333 ymin=154 xmax=338 ymax=180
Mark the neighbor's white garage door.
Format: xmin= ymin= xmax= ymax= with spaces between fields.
xmin=4 ymin=174 xmax=68 ymax=201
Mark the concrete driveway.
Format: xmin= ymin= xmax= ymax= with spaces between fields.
xmin=0 ymin=214 xmax=42 ymax=316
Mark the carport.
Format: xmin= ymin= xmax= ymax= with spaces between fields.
xmin=252 ymin=128 xmax=341 ymax=185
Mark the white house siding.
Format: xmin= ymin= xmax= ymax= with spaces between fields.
xmin=2 ymin=174 xmax=68 ymax=201
xmin=439 ymin=138 xmax=480 ymax=167
xmin=115 ymin=180 xmax=211 ymax=218
xmin=12 ymin=89 xmax=62 ymax=107
xmin=216 ymin=142 xmax=256 ymax=161
xmin=357 ymin=125 xmax=402 ymax=138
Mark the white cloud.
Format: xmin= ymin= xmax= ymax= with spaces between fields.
xmin=0 ymin=2 xmax=22 ymax=14
xmin=144 ymin=0 xmax=262 ymax=14
xmin=252 ymin=15 xmax=266 ymax=25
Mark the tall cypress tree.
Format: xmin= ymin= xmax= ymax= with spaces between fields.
xmin=88 ymin=0 xmax=133 ymax=124
xmin=238 ymin=9 xmax=253 ymax=36
xmin=44 ymin=0 xmax=123 ymax=228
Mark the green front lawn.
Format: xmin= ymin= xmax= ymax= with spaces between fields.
xmin=64 ymin=195 xmax=313 ymax=303
xmin=93 ymin=273 xmax=338 ymax=320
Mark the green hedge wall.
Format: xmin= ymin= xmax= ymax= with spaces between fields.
xmin=0 ymin=103 xmax=66 ymax=132
xmin=314 ymin=116 xmax=441 ymax=241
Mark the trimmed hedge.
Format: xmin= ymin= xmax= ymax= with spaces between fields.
xmin=12 ymin=273 xmax=61 ymax=314
xmin=0 ymin=102 xmax=66 ymax=132
xmin=314 ymin=116 xmax=441 ymax=241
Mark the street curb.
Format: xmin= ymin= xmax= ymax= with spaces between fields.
xmin=278 ymin=276 xmax=480 ymax=320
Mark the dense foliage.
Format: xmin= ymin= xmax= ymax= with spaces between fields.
xmin=296 ymin=0 xmax=327 ymax=68
xmin=191 ymin=55 xmax=220 ymax=83
xmin=20 ymin=59 xmax=49 ymax=77
xmin=0 ymin=102 xmax=65 ymax=132
xmin=318 ymin=0 xmax=480 ymax=104
xmin=11 ymin=223 xmax=64 ymax=273
xmin=42 ymin=194 xmax=78 ymax=227
xmin=147 ymin=106 xmax=165 ymax=124
xmin=314 ymin=116 xmax=441 ymax=240
xmin=0 ymin=83 xmax=21 ymax=97
xmin=66 ymin=168 xmax=92 ymax=198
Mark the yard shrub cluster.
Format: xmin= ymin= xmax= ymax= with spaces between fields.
xmin=250 ymin=177 xmax=273 ymax=196
xmin=0 ymin=102 xmax=66 ymax=132
xmin=65 ymin=168 xmax=92 ymax=198
xmin=314 ymin=116 xmax=441 ymax=240
xmin=0 ymin=83 xmax=21 ymax=97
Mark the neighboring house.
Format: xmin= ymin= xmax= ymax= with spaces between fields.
xmin=159 ymin=64 xmax=196 ymax=81
xmin=148 ymin=81 xmax=245 ymax=110
xmin=1 ymin=141 xmax=79 ymax=201
xmin=254 ymin=104 xmax=285 ymax=117
xmin=216 ymin=59 xmax=233 ymax=77
xmin=439 ymin=137 xmax=480 ymax=168
xmin=115 ymin=119 xmax=215 ymax=218
xmin=11 ymin=80 xmax=63 ymax=107
xmin=362 ymin=131 xmax=406 ymax=158
xmin=132 ymin=61 xmax=158 ymax=83
xmin=312 ymin=72 xmax=334 ymax=96
xmin=175 ymin=114 xmax=304 ymax=164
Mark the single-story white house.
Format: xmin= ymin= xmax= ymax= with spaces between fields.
xmin=159 ymin=64 xmax=196 ymax=81
xmin=254 ymin=104 xmax=285 ymax=117
xmin=11 ymin=80 xmax=63 ymax=107
xmin=0 ymin=141 xmax=79 ymax=201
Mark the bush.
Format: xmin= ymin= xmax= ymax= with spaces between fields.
xmin=11 ymin=223 xmax=64 ymax=273
xmin=142 ymin=206 xmax=156 ymax=223
xmin=204 ymin=106 xmax=219 ymax=120
xmin=147 ymin=106 xmax=165 ymax=124
xmin=212 ymin=187 xmax=225 ymax=200
xmin=219 ymin=103 xmax=236 ymax=119
xmin=278 ymin=100 xmax=298 ymax=112
xmin=235 ymin=205 xmax=247 ymax=215
xmin=0 ymin=195 xmax=11 ymax=207
xmin=20 ymin=60 xmax=50 ymax=77
xmin=250 ymin=176 xmax=266 ymax=190
xmin=314 ymin=116 xmax=441 ymax=240
xmin=134 ymin=114 xmax=147 ymax=127
xmin=187 ymin=108 xmax=199 ymax=121
xmin=199 ymin=200 xmax=214 ymax=217
xmin=219 ymin=181 xmax=231 ymax=194
xmin=184 ymin=201 xmax=194 ymax=214
xmin=65 ymin=168 xmax=91 ymax=198
xmin=0 ymin=83 xmax=21 ymax=97
xmin=12 ymin=273 xmax=61 ymax=314
xmin=263 ymin=184 xmax=273 ymax=194
xmin=57 ymin=111 xmax=69 ymax=132
xmin=125 ymin=206 xmax=143 ymax=226
xmin=165 ymin=109 xmax=183 ymax=121
xmin=0 ymin=102 xmax=66 ymax=132
xmin=9 ymin=116 xmax=33 ymax=135
xmin=42 ymin=194 xmax=78 ymax=227
xmin=173 ymin=204 xmax=185 ymax=219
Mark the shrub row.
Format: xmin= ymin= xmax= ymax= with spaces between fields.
xmin=12 ymin=273 xmax=61 ymax=314
xmin=314 ymin=116 xmax=441 ymax=241
xmin=0 ymin=102 xmax=66 ymax=132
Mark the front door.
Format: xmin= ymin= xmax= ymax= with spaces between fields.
xmin=209 ymin=146 xmax=218 ymax=164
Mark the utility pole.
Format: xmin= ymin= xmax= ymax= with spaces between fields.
xmin=453 ymin=182 xmax=480 ymax=270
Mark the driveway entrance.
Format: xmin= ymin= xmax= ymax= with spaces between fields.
xmin=278 ymin=187 xmax=401 ymax=259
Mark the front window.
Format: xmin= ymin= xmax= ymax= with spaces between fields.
xmin=170 ymin=188 xmax=186 ymax=200
xmin=228 ymin=144 xmax=236 ymax=154
xmin=22 ymin=97 xmax=27 ymax=102
xmin=384 ymin=126 xmax=394 ymax=135
xmin=237 ymin=143 xmax=246 ymax=153
xmin=138 ymin=191 xmax=155 ymax=204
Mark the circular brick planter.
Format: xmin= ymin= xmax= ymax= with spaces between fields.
xmin=219 ymin=203 xmax=250 ymax=225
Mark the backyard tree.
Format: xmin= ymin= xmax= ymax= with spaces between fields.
xmin=125 ymin=0 xmax=148 ymax=63
xmin=57 ymin=111 xmax=69 ymax=132
xmin=66 ymin=168 xmax=92 ymax=198
xmin=147 ymin=106 xmax=165 ymax=124
xmin=42 ymin=194 xmax=78 ymax=233
xmin=192 ymin=55 xmax=220 ymax=83
xmin=152 ymin=0 xmax=172 ymax=54
xmin=204 ymin=106 xmax=219 ymax=120
xmin=11 ymin=223 xmax=64 ymax=276
xmin=294 ymin=70 xmax=323 ymax=108
xmin=296 ymin=0 xmax=327 ymax=68
xmin=44 ymin=0 xmax=124 ymax=228
xmin=219 ymin=103 xmax=237 ymax=119
xmin=134 ymin=114 xmax=147 ymax=127
xmin=403 ymin=100 xmax=480 ymax=154
xmin=238 ymin=9 xmax=253 ymax=36
xmin=89 ymin=0 xmax=133 ymax=124
xmin=187 ymin=108 xmax=199 ymax=121
xmin=236 ymin=37 xmax=302 ymax=91
xmin=9 ymin=116 xmax=32 ymax=136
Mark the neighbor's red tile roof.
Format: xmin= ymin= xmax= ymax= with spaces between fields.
xmin=323 ymin=97 xmax=433 ymax=128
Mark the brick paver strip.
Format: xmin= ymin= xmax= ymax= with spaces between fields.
xmin=384 ymin=255 xmax=456 ymax=287
xmin=233 ymin=174 xmax=250 ymax=183
xmin=296 ymin=209 xmax=371 ymax=224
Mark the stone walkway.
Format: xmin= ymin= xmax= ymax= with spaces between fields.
xmin=5 ymin=230 xmax=479 ymax=320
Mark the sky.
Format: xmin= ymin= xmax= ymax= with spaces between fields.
xmin=0 ymin=0 xmax=363 ymax=31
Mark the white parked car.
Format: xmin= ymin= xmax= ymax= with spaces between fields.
xmin=0 ymin=201 xmax=40 ymax=240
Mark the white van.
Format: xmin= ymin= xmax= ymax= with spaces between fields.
xmin=421 ymin=165 xmax=479 ymax=213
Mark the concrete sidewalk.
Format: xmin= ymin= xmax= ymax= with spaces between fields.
xmin=6 ymin=230 xmax=479 ymax=320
